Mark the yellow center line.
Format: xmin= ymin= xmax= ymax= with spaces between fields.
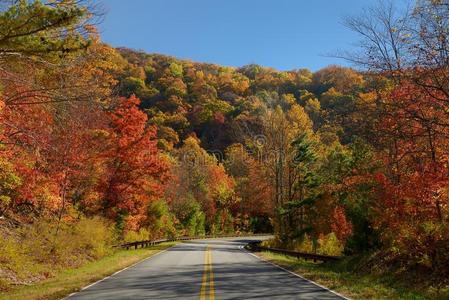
xmin=200 ymin=246 xmax=208 ymax=299
xmin=209 ymin=248 xmax=214 ymax=300
xmin=200 ymin=245 xmax=215 ymax=300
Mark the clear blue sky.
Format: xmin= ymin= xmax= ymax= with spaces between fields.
xmin=100 ymin=0 xmax=376 ymax=71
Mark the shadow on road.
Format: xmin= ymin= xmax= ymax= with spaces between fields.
xmin=69 ymin=238 xmax=343 ymax=300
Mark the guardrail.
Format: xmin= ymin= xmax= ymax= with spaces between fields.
xmin=245 ymin=241 xmax=341 ymax=263
xmin=117 ymin=233 xmax=271 ymax=250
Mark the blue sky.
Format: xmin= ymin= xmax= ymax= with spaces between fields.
xmin=100 ymin=0 xmax=376 ymax=71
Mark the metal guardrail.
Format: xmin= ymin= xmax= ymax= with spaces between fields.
xmin=246 ymin=241 xmax=342 ymax=263
xmin=117 ymin=233 xmax=271 ymax=250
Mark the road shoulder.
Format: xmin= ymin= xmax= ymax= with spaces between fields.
xmin=249 ymin=249 xmax=433 ymax=300
xmin=0 ymin=242 xmax=177 ymax=300
xmin=239 ymin=245 xmax=350 ymax=299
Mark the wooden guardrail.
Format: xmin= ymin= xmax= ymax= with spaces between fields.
xmin=117 ymin=233 xmax=271 ymax=250
xmin=246 ymin=241 xmax=341 ymax=263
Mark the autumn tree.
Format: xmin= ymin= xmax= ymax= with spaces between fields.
xmin=224 ymin=143 xmax=273 ymax=232
xmin=0 ymin=0 xmax=100 ymax=57
xmin=101 ymin=95 xmax=168 ymax=231
xmin=343 ymin=0 xmax=449 ymax=281
xmin=166 ymin=136 xmax=235 ymax=234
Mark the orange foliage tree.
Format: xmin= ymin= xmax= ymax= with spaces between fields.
xmin=100 ymin=95 xmax=169 ymax=231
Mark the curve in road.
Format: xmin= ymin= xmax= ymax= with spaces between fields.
xmin=67 ymin=237 xmax=347 ymax=300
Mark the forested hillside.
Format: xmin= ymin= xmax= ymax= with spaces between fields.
xmin=114 ymin=49 xmax=366 ymax=246
xmin=1 ymin=0 xmax=448 ymax=296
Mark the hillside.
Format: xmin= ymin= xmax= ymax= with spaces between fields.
xmin=1 ymin=0 xmax=448 ymax=298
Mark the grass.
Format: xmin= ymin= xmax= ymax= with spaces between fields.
xmin=0 ymin=242 xmax=177 ymax=300
xmin=258 ymin=251 xmax=449 ymax=300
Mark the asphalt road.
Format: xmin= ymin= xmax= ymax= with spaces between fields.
xmin=67 ymin=237 xmax=346 ymax=300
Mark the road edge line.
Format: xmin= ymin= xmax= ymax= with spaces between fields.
xmin=238 ymin=245 xmax=351 ymax=300
xmin=64 ymin=245 xmax=174 ymax=299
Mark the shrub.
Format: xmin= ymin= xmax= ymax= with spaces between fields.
xmin=317 ymin=233 xmax=344 ymax=256
xmin=20 ymin=217 xmax=116 ymax=266
xmin=263 ymin=232 xmax=344 ymax=256
xmin=0 ymin=216 xmax=116 ymax=290
xmin=124 ymin=228 xmax=150 ymax=243
xmin=72 ymin=217 xmax=116 ymax=258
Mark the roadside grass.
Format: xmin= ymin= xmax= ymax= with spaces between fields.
xmin=0 ymin=242 xmax=177 ymax=300
xmin=258 ymin=251 xmax=449 ymax=300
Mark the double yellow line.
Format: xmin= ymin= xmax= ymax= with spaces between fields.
xmin=200 ymin=245 xmax=215 ymax=300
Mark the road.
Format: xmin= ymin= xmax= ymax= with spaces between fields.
xmin=67 ymin=237 xmax=346 ymax=300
